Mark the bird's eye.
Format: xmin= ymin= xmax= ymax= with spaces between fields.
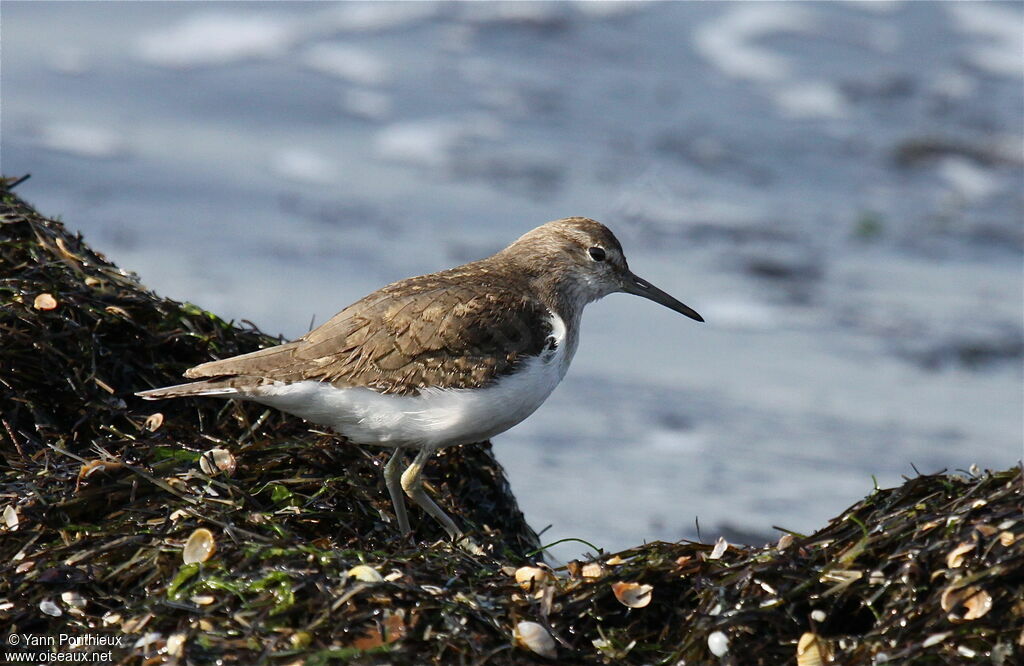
xmin=588 ymin=246 xmax=606 ymax=262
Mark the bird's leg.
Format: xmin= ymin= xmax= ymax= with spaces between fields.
xmin=400 ymin=447 xmax=462 ymax=540
xmin=384 ymin=448 xmax=411 ymax=535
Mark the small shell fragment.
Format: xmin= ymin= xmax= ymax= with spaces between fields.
xmin=514 ymin=621 xmax=556 ymax=659
xmin=922 ymin=632 xmax=949 ymax=648
xmin=581 ymin=562 xmax=604 ymax=578
xmin=191 ymin=595 xmax=216 ymax=606
xmin=40 ymin=599 xmax=63 ymax=617
xmin=166 ymin=632 xmax=187 ymax=658
xmin=707 ymin=630 xmax=729 ymax=657
xmin=946 ymin=541 xmax=975 ymax=569
xmin=974 ymin=524 xmax=997 ymax=537
xmin=709 ymin=537 xmax=728 ymax=560
xmin=777 ymin=533 xmax=794 ymax=550
xmin=78 ymin=460 xmax=125 ymax=480
xmin=346 ymin=565 xmax=383 ymax=582
xmin=810 ymin=609 xmax=826 ymax=623
xmin=3 ymin=505 xmax=18 ymax=530
xmin=611 ymin=581 xmax=653 ymax=608
xmin=133 ymin=632 xmax=163 ymax=650
xmin=61 ymin=591 xmax=87 ymax=609
xmin=198 ymin=448 xmax=236 ymax=476
xmin=796 ymin=632 xmax=832 ymax=666
xmin=960 ymin=588 xmax=993 ymax=620
xmin=999 ymin=531 xmax=1016 ymax=547
xmin=182 ymin=528 xmax=216 ymax=564
xmin=33 ymin=293 xmax=58 ymax=310
xmin=941 ymin=585 xmax=993 ymax=622
xmin=144 ymin=412 xmax=164 ymax=432
xmin=514 ymin=566 xmax=550 ymax=591
xmin=605 ymin=555 xmax=625 ymax=566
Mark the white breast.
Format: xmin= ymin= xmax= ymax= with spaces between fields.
xmin=247 ymin=312 xmax=578 ymax=450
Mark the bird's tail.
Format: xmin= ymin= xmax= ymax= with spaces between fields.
xmin=135 ymin=380 xmax=240 ymax=400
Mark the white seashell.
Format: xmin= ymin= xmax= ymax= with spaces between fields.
xmin=198 ymin=448 xmax=236 ymax=476
xmin=39 ymin=599 xmax=63 ymax=617
xmin=945 ymin=541 xmax=975 ymax=569
xmin=611 ymin=582 xmax=653 ymax=609
xmin=61 ymin=591 xmax=87 ymax=609
xmin=514 ymin=566 xmax=550 ymax=591
xmin=166 ymin=632 xmax=187 ymax=658
xmin=3 ymin=505 xmax=18 ymax=530
xmin=941 ymin=585 xmax=993 ymax=622
xmin=144 ymin=412 xmax=164 ymax=432
xmin=707 ymin=630 xmax=729 ymax=657
xmin=133 ymin=632 xmax=162 ymax=649
xmin=514 ymin=621 xmax=556 ymax=659
xmin=182 ymin=528 xmax=216 ymax=564
xmin=347 ymin=565 xmax=383 ymax=582
xmin=796 ymin=632 xmax=832 ymax=666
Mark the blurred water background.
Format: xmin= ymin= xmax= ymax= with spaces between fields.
xmin=3 ymin=1 xmax=1022 ymax=561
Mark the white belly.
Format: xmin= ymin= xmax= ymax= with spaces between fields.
xmin=247 ymin=313 xmax=576 ymax=450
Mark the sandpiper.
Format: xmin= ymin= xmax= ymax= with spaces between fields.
xmin=137 ymin=217 xmax=702 ymax=539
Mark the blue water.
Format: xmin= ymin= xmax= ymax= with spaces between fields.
xmin=3 ymin=1 xmax=1022 ymax=560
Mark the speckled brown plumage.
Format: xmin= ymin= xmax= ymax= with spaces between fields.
xmin=184 ymin=264 xmax=554 ymax=395
xmin=174 ymin=217 xmax=636 ymax=397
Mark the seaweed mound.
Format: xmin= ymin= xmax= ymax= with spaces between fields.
xmin=1 ymin=178 xmax=1021 ymax=665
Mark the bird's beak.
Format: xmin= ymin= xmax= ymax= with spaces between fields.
xmin=621 ymin=272 xmax=704 ymax=322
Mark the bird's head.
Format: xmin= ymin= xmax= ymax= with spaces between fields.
xmin=505 ymin=217 xmax=704 ymax=322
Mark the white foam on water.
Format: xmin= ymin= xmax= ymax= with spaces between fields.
xmin=572 ymin=1 xmax=646 ymax=20
xmin=700 ymin=298 xmax=780 ymax=331
xmin=37 ymin=123 xmax=126 ymax=159
xmin=693 ymin=4 xmax=816 ymax=82
xmin=771 ymin=81 xmax=848 ymax=120
xmin=136 ymin=11 xmax=299 ymax=67
xmin=374 ymin=116 xmax=504 ymax=169
xmin=615 ymin=194 xmax=763 ymax=234
xmin=693 ymin=6 xmax=851 ymax=120
xmin=841 ymin=0 xmax=902 ymax=14
xmin=340 ymin=88 xmax=393 ymax=121
xmin=270 ymin=149 xmax=339 ymax=186
xmin=939 ymin=157 xmax=1001 ymax=203
xmin=644 ymin=428 xmax=707 ymax=455
xmin=461 ymin=1 xmax=567 ymax=27
xmin=319 ymin=2 xmax=438 ymax=33
xmin=301 ymin=43 xmax=391 ymax=86
xmin=947 ymin=3 xmax=1024 ymax=77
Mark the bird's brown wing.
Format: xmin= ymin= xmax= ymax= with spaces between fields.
xmin=184 ymin=270 xmax=553 ymax=395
